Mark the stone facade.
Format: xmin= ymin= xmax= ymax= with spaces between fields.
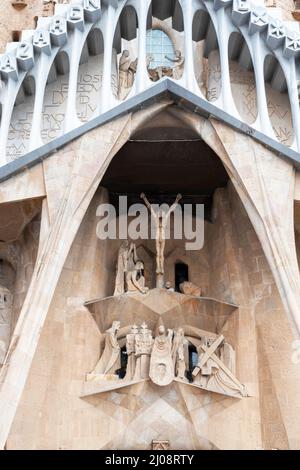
xmin=0 ymin=0 xmax=300 ymax=451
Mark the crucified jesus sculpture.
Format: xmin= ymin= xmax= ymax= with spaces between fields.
xmin=140 ymin=193 xmax=182 ymax=282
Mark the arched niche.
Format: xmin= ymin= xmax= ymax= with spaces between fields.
xmin=264 ymin=54 xmax=294 ymax=147
xmin=192 ymin=9 xmax=221 ymax=100
xmin=228 ymin=32 xmax=257 ymax=125
xmin=113 ymin=5 xmax=139 ymax=100
xmin=76 ymin=28 xmax=104 ymax=123
xmin=150 ymin=0 xmax=183 ymax=29
xmin=40 ymin=51 xmax=70 ymax=144
xmin=6 ymin=74 xmax=35 ymax=161
xmin=146 ymin=0 xmax=184 ymax=82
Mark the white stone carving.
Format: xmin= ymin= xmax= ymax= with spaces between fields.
xmin=114 ymin=242 xmax=148 ymax=296
xmin=1 ymin=1 xmax=300 ymax=166
xmin=114 ymin=241 xmax=137 ymax=296
xmin=84 ymin=316 xmax=247 ymax=399
xmin=90 ymin=320 xmax=121 ymax=378
xmin=193 ymin=335 xmax=247 ymax=398
xmin=172 ymin=328 xmax=188 ymax=381
xmin=149 ymin=325 xmax=174 ymax=386
xmin=118 ymin=50 xmax=137 ymax=100
xmin=133 ymin=322 xmax=153 ymax=380
xmin=125 ymin=260 xmax=149 ymax=295
xmin=124 ymin=324 xmax=139 ymax=381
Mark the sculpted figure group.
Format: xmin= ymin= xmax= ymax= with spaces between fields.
xmin=117 ymin=49 xmax=185 ymax=100
xmin=89 ymin=320 xmax=247 ymax=397
xmin=114 ymin=241 xmax=148 ymax=296
xmin=91 ymin=321 xmax=188 ymax=386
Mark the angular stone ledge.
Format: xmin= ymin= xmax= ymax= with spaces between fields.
xmin=80 ymin=377 xmax=148 ymax=398
xmin=85 ymin=288 xmax=238 ymax=334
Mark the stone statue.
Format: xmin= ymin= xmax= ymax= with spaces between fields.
xmin=134 ymin=322 xmax=153 ymax=380
xmin=92 ymin=321 xmax=121 ymax=377
xmin=220 ymin=341 xmax=236 ymax=375
xmin=179 ymin=281 xmax=202 ymax=297
xmin=193 ymin=335 xmax=246 ymax=397
xmin=42 ymin=0 xmax=57 ymax=16
xmin=149 ymin=325 xmax=174 ymax=386
xmin=172 ymin=328 xmax=188 ymax=380
xmin=125 ymin=260 xmax=149 ymax=295
xmin=127 ymin=58 xmax=138 ymax=88
xmin=0 ymin=286 xmax=12 ymax=366
xmin=124 ymin=324 xmax=138 ymax=381
xmin=11 ymin=0 xmax=27 ymax=10
xmin=148 ymin=50 xmax=184 ymax=82
xmin=114 ymin=241 xmax=137 ymax=296
xmin=176 ymin=342 xmax=187 ymax=380
xmin=194 ymin=337 xmax=219 ymax=388
xmin=165 ymin=50 xmax=185 ymax=80
xmin=140 ymin=193 xmax=182 ymax=286
xmin=118 ymin=50 xmax=137 ymax=100
xmin=165 ymin=281 xmax=174 ymax=292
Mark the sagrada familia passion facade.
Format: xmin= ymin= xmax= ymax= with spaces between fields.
xmin=0 ymin=0 xmax=300 ymax=451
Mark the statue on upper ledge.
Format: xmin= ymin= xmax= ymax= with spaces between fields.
xmin=118 ymin=50 xmax=138 ymax=100
xmin=126 ymin=260 xmax=149 ymax=295
xmin=179 ymin=281 xmax=202 ymax=297
xmin=133 ymin=322 xmax=153 ymax=380
xmin=148 ymin=50 xmax=184 ymax=82
xmin=114 ymin=241 xmax=148 ymax=296
xmin=114 ymin=241 xmax=137 ymax=296
xmin=140 ymin=193 xmax=182 ymax=287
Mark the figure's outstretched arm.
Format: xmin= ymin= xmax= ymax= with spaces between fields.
xmin=166 ymin=194 xmax=182 ymax=218
xmin=165 ymin=55 xmax=178 ymax=63
xmin=141 ymin=193 xmax=157 ymax=220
